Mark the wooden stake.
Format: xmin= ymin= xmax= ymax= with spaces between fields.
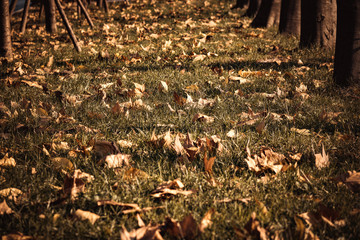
xmin=20 ymin=0 xmax=31 ymax=33
xmin=77 ymin=0 xmax=94 ymax=28
xmin=9 ymin=0 xmax=18 ymax=17
xmin=103 ymin=0 xmax=108 ymax=13
xmin=54 ymin=0 xmax=81 ymax=52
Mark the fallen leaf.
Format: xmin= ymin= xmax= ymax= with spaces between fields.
xmin=74 ymin=209 xmax=100 ymax=225
xmin=151 ymin=179 xmax=195 ymax=198
xmin=21 ymin=80 xmax=43 ymax=89
xmin=159 ymin=81 xmax=168 ymax=92
xmin=51 ymin=157 xmax=74 ymax=173
xmin=173 ymin=92 xmax=186 ymax=106
xmin=1 ymin=233 xmax=33 ymax=240
xmin=204 ymin=152 xmax=216 ymax=174
xmin=334 ymin=170 xmax=360 ymax=192
xmin=315 ymin=144 xmax=329 ymax=169
xmin=199 ymin=208 xmax=215 ymax=232
xmin=0 ymin=200 xmax=14 ymax=215
xmin=193 ymin=54 xmax=206 ymax=62
xmin=97 ymin=200 xmax=162 ymax=214
xmin=63 ymin=173 xmax=86 ymax=201
xmin=192 ymin=113 xmax=214 ymax=123
xmin=237 ymin=212 xmax=269 ymax=240
xmin=104 ymin=153 xmax=131 ymax=168
xmin=291 ymin=128 xmax=311 ymax=136
xmin=0 ymin=153 xmax=16 ymax=168
xmin=0 ymin=188 xmax=24 ymax=202
xmin=229 ymin=76 xmax=251 ymax=84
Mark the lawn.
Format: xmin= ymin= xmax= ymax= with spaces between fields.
xmin=1 ymin=0 xmax=360 ymax=239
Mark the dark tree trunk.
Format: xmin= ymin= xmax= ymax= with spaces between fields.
xmin=232 ymin=0 xmax=249 ymax=9
xmin=279 ymin=0 xmax=301 ymax=36
xmin=0 ymin=0 xmax=13 ymax=60
xmin=334 ymin=0 xmax=360 ymax=86
xmin=300 ymin=0 xmax=337 ymax=48
xmin=244 ymin=0 xmax=261 ymax=18
xmin=44 ymin=0 xmax=57 ymax=33
xmin=251 ymin=0 xmax=281 ymax=28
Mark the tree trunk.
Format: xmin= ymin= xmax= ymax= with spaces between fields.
xmin=334 ymin=0 xmax=360 ymax=86
xmin=44 ymin=0 xmax=57 ymax=33
xmin=9 ymin=0 xmax=18 ymax=17
xmin=300 ymin=0 xmax=337 ymax=48
xmin=0 ymin=0 xmax=13 ymax=60
xmin=244 ymin=0 xmax=261 ymax=18
xmin=279 ymin=0 xmax=301 ymax=36
xmin=232 ymin=0 xmax=249 ymax=9
xmin=251 ymin=0 xmax=281 ymax=28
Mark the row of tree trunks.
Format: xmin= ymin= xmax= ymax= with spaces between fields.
xmin=0 ymin=0 xmax=13 ymax=60
xmin=247 ymin=0 xmax=359 ymax=86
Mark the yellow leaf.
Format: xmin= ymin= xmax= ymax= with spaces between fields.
xmin=51 ymin=157 xmax=74 ymax=172
xmin=74 ymin=209 xmax=100 ymax=225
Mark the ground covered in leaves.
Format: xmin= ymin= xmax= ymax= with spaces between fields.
xmin=1 ymin=0 xmax=360 ymax=239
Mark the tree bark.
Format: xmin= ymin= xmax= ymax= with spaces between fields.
xmin=251 ymin=0 xmax=281 ymax=28
xmin=0 ymin=0 xmax=13 ymax=60
xmin=300 ymin=0 xmax=337 ymax=48
xmin=279 ymin=0 xmax=301 ymax=36
xmin=44 ymin=0 xmax=57 ymax=33
xmin=244 ymin=0 xmax=261 ymax=18
xmin=334 ymin=0 xmax=360 ymax=86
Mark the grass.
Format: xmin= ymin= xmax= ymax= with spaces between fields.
xmin=1 ymin=0 xmax=360 ymax=239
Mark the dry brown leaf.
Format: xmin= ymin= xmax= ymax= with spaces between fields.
xmin=315 ymin=145 xmax=329 ymax=169
xmin=151 ymin=179 xmax=195 ymax=198
xmin=63 ymin=174 xmax=86 ymax=201
xmin=192 ymin=113 xmax=214 ymax=123
xmin=21 ymin=80 xmax=43 ymax=89
xmin=193 ymin=54 xmax=206 ymax=62
xmin=0 ymin=200 xmax=14 ymax=215
xmin=204 ymin=152 xmax=216 ymax=174
xmin=104 ymin=153 xmax=131 ymax=168
xmin=51 ymin=157 xmax=74 ymax=172
xmin=255 ymin=120 xmax=266 ymax=134
xmin=0 ymin=188 xmax=24 ymax=202
xmin=159 ymin=81 xmax=168 ymax=92
xmin=291 ymin=128 xmax=311 ymax=136
xmin=121 ymin=224 xmax=162 ymax=240
xmin=93 ymin=140 xmax=120 ymax=160
xmin=239 ymin=212 xmax=269 ymax=240
xmin=199 ymin=209 xmax=214 ymax=232
xmin=165 ymin=214 xmax=199 ymax=240
xmin=0 ymin=153 xmax=16 ymax=168
xmin=173 ymin=92 xmax=186 ymax=106
xmin=245 ymin=144 xmax=286 ymax=175
xmin=335 ymin=170 xmax=360 ymax=192
xmin=229 ymin=76 xmax=251 ymax=84
xmin=97 ymin=200 xmax=162 ymax=214
xmin=1 ymin=233 xmax=33 ymax=240
xmin=74 ymin=209 xmax=100 ymax=225
xmin=214 ymin=197 xmax=251 ymax=204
